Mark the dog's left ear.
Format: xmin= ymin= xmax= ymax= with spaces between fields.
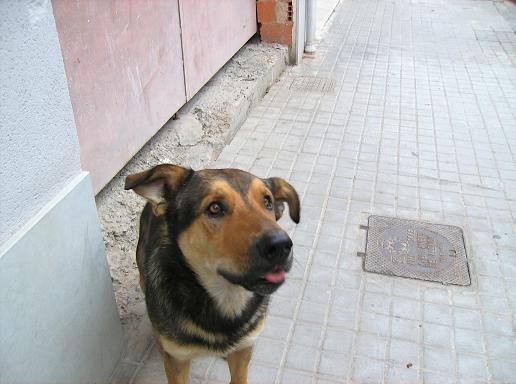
xmin=263 ymin=177 xmax=300 ymax=223
xmin=125 ymin=164 xmax=192 ymax=213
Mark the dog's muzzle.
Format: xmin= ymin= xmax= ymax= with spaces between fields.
xmin=218 ymin=230 xmax=293 ymax=295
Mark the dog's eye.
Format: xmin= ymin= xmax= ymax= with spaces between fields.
xmin=263 ymin=196 xmax=273 ymax=211
xmin=206 ymin=202 xmax=224 ymax=217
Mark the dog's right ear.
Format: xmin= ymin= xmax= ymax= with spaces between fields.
xmin=124 ymin=164 xmax=192 ymax=212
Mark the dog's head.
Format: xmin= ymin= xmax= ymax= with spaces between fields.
xmin=125 ymin=164 xmax=300 ymax=295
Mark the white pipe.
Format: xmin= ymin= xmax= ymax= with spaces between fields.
xmin=305 ymin=0 xmax=316 ymax=53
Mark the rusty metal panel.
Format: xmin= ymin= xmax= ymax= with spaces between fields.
xmin=53 ymin=1 xmax=186 ymax=192
xmin=179 ymin=0 xmax=257 ymax=99
xmin=362 ymin=216 xmax=470 ymax=286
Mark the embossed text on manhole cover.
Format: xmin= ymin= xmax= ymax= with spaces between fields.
xmin=362 ymin=216 xmax=470 ymax=286
xmin=289 ymin=76 xmax=336 ymax=92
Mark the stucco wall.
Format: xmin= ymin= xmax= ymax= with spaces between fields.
xmin=0 ymin=0 xmax=81 ymax=244
xmin=0 ymin=173 xmax=124 ymax=382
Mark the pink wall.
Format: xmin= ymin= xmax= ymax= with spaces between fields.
xmin=53 ymin=1 xmax=257 ymax=192
xmin=53 ymin=1 xmax=186 ymax=192
xmin=179 ymin=0 xmax=257 ymax=98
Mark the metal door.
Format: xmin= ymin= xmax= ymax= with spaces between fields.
xmin=53 ymin=0 xmax=186 ymax=192
xmin=179 ymin=0 xmax=257 ymax=99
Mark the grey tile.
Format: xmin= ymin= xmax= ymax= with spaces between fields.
xmin=485 ymin=334 xmax=516 ymax=360
xmin=386 ymin=363 xmax=419 ymax=383
xmin=389 ymin=339 xmax=419 ymax=367
xmin=317 ymin=351 xmax=350 ymax=379
xmin=362 ymin=292 xmax=391 ymax=315
xmin=489 ymin=360 xmax=516 ymax=382
xmin=292 ymin=321 xmax=323 ymax=348
xmin=316 ymin=377 xmax=346 ymax=384
xmin=453 ymin=308 xmax=482 ymax=331
xmin=206 ymin=358 xmax=230 ymax=382
xmin=261 ymin=316 xmax=293 ymax=341
xmin=303 ymin=282 xmax=331 ymax=304
xmin=132 ymin=348 xmax=167 ymax=383
xmin=269 ymin=296 xmax=297 ymax=319
xmin=423 ymin=323 xmax=452 ymax=348
xmin=422 ymin=370 xmax=456 ymax=384
xmin=281 ymin=368 xmax=314 ymax=384
xmin=423 ymin=347 xmax=455 ymax=373
xmin=253 ymin=338 xmax=286 ymax=366
xmin=457 ymin=354 xmax=489 ymax=379
xmin=285 ymin=344 xmax=318 ymax=372
xmin=391 ymin=317 xmax=421 ymax=343
xmin=455 ymin=328 xmax=485 ymax=355
xmin=308 ymin=265 xmax=335 ymax=284
xmin=423 ymin=303 xmax=452 ymax=326
xmin=482 ymin=313 xmax=514 ymax=336
xmin=392 ymin=279 xmax=421 ymax=300
xmin=110 ymin=361 xmax=139 ymax=384
xmin=248 ymin=363 xmax=278 ymax=383
xmin=323 ymin=328 xmax=354 ymax=354
xmin=392 ymin=297 xmax=421 ymax=321
xmin=327 ymin=306 xmax=357 ymax=330
xmin=359 ymin=311 xmax=390 ymax=337
xmin=331 ymin=287 xmax=359 ymax=310
xmin=355 ymin=332 xmax=387 ymax=360
xmin=351 ymin=357 xmax=385 ymax=383
xmin=298 ymin=300 xmax=328 ymax=324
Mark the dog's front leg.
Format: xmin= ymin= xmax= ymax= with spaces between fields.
xmin=157 ymin=342 xmax=191 ymax=384
xmin=227 ymin=345 xmax=254 ymax=384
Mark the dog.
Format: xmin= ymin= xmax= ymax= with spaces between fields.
xmin=125 ymin=164 xmax=300 ymax=384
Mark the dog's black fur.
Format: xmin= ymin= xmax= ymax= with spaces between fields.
xmin=126 ymin=164 xmax=300 ymax=383
xmin=138 ymin=204 xmax=270 ymax=352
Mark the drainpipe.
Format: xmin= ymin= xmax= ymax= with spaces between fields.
xmin=305 ymin=0 xmax=316 ymax=53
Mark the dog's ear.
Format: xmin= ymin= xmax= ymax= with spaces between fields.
xmin=125 ymin=164 xmax=191 ymax=211
xmin=263 ymin=177 xmax=300 ymax=223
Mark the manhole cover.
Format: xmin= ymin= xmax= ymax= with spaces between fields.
xmin=361 ymin=216 xmax=470 ymax=286
xmin=289 ymin=76 xmax=336 ymax=92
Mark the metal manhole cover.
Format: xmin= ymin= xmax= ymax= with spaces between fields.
xmin=289 ymin=76 xmax=336 ymax=92
xmin=361 ymin=216 xmax=470 ymax=286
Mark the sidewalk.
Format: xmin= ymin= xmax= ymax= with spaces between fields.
xmin=132 ymin=0 xmax=516 ymax=382
xmin=317 ymin=0 xmax=342 ymax=39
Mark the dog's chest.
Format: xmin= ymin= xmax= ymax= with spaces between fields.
xmin=160 ymin=315 xmax=265 ymax=360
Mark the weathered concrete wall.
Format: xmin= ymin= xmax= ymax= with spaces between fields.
xmin=0 ymin=0 xmax=81 ymax=244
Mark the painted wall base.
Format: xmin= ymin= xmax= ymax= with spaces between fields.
xmin=0 ymin=172 xmax=123 ymax=383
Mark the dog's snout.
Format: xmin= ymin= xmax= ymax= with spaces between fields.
xmin=256 ymin=231 xmax=293 ymax=262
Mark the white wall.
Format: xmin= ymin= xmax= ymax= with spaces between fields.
xmin=0 ymin=2 xmax=124 ymax=381
xmin=0 ymin=173 xmax=124 ymax=382
xmin=0 ymin=0 xmax=81 ymax=244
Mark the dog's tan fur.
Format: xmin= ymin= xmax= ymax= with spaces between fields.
xmin=125 ymin=165 xmax=300 ymax=383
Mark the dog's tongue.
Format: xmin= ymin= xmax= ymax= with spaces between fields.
xmin=264 ymin=269 xmax=285 ymax=284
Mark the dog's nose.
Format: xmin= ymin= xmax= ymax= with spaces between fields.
xmin=255 ymin=231 xmax=293 ymax=263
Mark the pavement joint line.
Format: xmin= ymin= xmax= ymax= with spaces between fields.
xmin=270 ymin=4 xmax=370 ymax=382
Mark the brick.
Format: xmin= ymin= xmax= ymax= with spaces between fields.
xmin=256 ymin=1 xmax=275 ymax=24
xmin=275 ymin=1 xmax=290 ymax=24
xmin=260 ymin=22 xmax=293 ymax=45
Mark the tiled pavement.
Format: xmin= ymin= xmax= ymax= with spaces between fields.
xmin=316 ymin=0 xmax=342 ymax=38
xmin=132 ymin=0 xmax=516 ymax=382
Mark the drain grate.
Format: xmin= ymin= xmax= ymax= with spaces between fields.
xmin=289 ymin=76 xmax=336 ymax=93
xmin=360 ymin=216 xmax=470 ymax=286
